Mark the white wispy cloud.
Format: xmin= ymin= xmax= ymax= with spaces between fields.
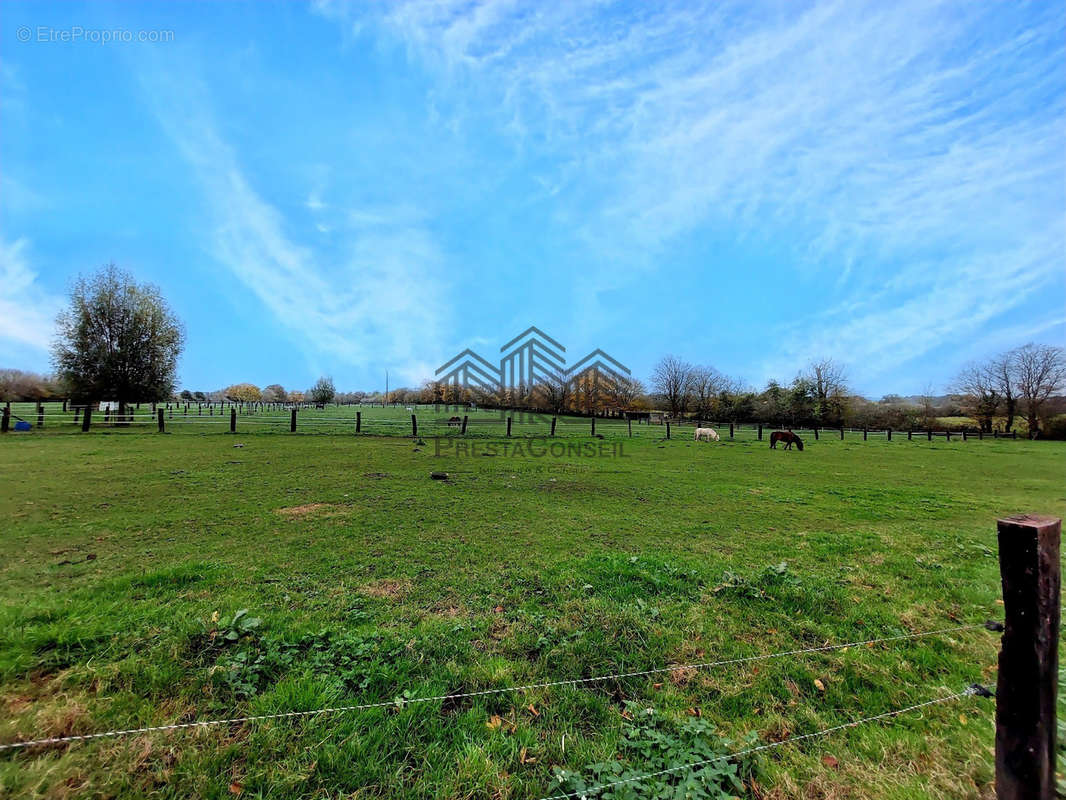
xmin=0 ymin=237 xmax=64 ymax=355
xmin=320 ymin=0 xmax=1065 ymax=385
xmin=145 ymin=76 xmax=449 ymax=385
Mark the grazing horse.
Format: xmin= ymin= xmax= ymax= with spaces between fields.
xmin=769 ymin=430 xmax=804 ymax=450
xmin=694 ymin=427 xmax=720 ymax=442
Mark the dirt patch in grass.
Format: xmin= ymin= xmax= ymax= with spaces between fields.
xmin=275 ymin=503 xmax=331 ymax=518
xmin=275 ymin=503 xmax=358 ymax=520
xmin=361 ymin=578 xmax=412 ymax=600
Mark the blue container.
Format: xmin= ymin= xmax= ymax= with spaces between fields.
xmin=14 ymin=420 xmax=32 ymax=431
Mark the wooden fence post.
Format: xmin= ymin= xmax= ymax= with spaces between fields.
xmin=887 ymin=427 xmax=892 ymax=441
xmin=980 ymin=429 xmax=984 ymax=440
xmin=0 ymin=406 xmax=8 ymax=433
xmin=863 ymin=427 xmax=868 ymax=441
xmin=840 ymin=427 xmax=844 ymax=440
xmin=82 ymin=406 xmax=92 ymax=432
xmin=411 ymin=414 xmax=418 ymax=437
xmin=666 ymin=422 xmax=671 ymax=440
xmin=507 ymin=417 xmax=512 ymax=437
xmin=230 ymin=408 xmax=236 ymax=433
xmin=995 ymin=514 xmax=1061 ymax=800
xmin=628 ymin=417 xmax=632 ymax=437
xmin=37 ymin=403 xmax=44 ymax=429
xmin=158 ymin=409 xmax=165 ymax=433
xmin=74 ymin=407 xmax=80 ymax=424
xmin=757 ymin=423 xmax=762 ymax=441
xmin=927 ymin=428 xmax=933 ymax=441
xmin=356 ymin=411 xmax=361 ymax=433
xmin=550 ymin=416 xmax=556 ymax=437
xmin=462 ymin=415 xmax=468 ymax=435
xmin=946 ymin=429 xmax=952 ymax=441
xmin=908 ymin=429 xmax=913 ymax=440
xmin=963 ymin=429 xmax=968 ymax=441
xmin=290 ymin=409 xmax=297 ymax=432
xmin=729 ymin=422 xmax=734 ymax=439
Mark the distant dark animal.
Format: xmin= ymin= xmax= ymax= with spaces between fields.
xmin=769 ymin=430 xmax=804 ymax=451
xmin=447 ymin=416 xmax=462 ymax=427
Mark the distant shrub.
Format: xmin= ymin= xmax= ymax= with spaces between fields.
xmin=1042 ymin=414 xmax=1066 ymax=441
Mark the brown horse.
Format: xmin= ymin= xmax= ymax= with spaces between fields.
xmin=769 ymin=430 xmax=804 ymax=450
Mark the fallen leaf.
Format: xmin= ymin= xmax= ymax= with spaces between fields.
xmin=527 ymin=704 xmax=539 ymax=717
xmin=814 ymin=679 xmax=826 ymax=693
xmin=229 ymin=782 xmax=243 ymax=795
xmin=487 ymin=715 xmax=503 ymax=731
xmin=822 ymin=755 xmax=839 ymax=770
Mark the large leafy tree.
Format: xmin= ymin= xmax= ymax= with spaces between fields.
xmin=52 ymin=264 xmax=184 ymax=410
xmin=309 ymin=376 xmax=336 ymax=405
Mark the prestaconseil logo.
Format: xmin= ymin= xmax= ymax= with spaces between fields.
xmin=435 ymin=326 xmax=630 ymax=392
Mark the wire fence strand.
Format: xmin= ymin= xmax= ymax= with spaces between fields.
xmin=537 ymin=687 xmax=979 ymax=800
xmin=0 ymin=622 xmax=987 ymax=752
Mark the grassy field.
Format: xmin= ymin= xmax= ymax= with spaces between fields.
xmin=0 ymin=421 xmax=1063 ymax=798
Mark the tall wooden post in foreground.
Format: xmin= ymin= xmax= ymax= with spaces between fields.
xmin=996 ymin=514 xmax=1061 ymax=800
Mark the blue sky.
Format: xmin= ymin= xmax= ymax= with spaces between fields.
xmin=1 ymin=1 xmax=1063 ymax=398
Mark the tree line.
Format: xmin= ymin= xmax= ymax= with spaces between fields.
xmin=3 ymin=263 xmax=1064 ymax=438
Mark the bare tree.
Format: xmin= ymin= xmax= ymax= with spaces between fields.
xmin=535 ymin=369 xmax=574 ymax=414
xmin=918 ymin=383 xmax=938 ymax=429
xmin=603 ymin=375 xmax=645 ymax=412
xmin=987 ymin=351 xmax=1018 ymax=432
xmin=262 ymin=384 xmax=287 ymax=403
xmin=1012 ymin=343 xmax=1066 ymax=438
xmin=803 ymin=358 xmax=848 ymax=425
xmin=951 ymin=362 xmax=1000 ymax=432
xmin=651 ymin=355 xmax=693 ymax=417
xmin=688 ymin=366 xmax=723 ymax=420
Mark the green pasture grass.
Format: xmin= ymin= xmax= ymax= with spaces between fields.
xmin=0 ymin=426 xmax=1063 ymax=798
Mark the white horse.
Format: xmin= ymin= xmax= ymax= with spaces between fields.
xmin=694 ymin=427 xmax=720 ymax=442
